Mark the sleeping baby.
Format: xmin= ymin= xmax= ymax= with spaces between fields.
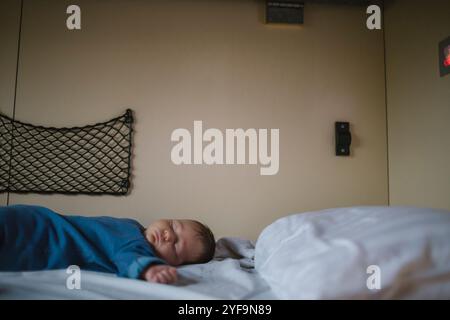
xmin=0 ymin=204 xmax=215 ymax=284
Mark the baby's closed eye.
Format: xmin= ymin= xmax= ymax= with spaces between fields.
xmin=175 ymin=242 xmax=181 ymax=257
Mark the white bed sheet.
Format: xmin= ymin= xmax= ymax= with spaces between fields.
xmin=0 ymin=237 xmax=276 ymax=300
xmin=255 ymin=206 xmax=450 ymax=299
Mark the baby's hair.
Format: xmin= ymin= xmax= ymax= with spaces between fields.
xmin=190 ymin=220 xmax=216 ymax=264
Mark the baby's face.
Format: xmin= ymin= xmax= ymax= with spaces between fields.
xmin=145 ymin=219 xmax=203 ymax=266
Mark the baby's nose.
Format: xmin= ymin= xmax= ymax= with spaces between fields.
xmin=163 ymin=229 xmax=173 ymax=242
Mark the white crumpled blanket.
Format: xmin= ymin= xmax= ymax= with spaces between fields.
xmin=255 ymin=206 xmax=450 ymax=299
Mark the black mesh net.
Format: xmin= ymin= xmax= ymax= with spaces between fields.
xmin=0 ymin=109 xmax=133 ymax=195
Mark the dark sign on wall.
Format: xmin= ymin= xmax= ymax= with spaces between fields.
xmin=266 ymin=1 xmax=304 ymax=24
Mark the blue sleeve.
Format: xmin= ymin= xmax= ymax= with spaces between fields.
xmin=112 ymin=241 xmax=167 ymax=279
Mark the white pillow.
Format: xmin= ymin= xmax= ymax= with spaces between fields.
xmin=255 ymin=206 xmax=450 ymax=299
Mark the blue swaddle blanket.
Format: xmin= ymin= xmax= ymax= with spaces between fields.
xmin=0 ymin=205 xmax=165 ymax=279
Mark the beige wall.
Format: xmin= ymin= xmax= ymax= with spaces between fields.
xmin=1 ymin=0 xmax=388 ymax=240
xmin=385 ymin=0 xmax=450 ymax=210
xmin=0 ymin=0 xmax=21 ymax=206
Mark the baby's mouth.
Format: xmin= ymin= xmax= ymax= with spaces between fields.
xmin=153 ymin=230 xmax=161 ymax=245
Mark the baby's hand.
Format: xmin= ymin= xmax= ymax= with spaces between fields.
xmin=143 ymin=264 xmax=178 ymax=284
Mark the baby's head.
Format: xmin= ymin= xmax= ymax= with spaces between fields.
xmin=145 ymin=219 xmax=215 ymax=266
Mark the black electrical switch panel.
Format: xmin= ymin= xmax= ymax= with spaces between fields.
xmin=335 ymin=122 xmax=351 ymax=156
